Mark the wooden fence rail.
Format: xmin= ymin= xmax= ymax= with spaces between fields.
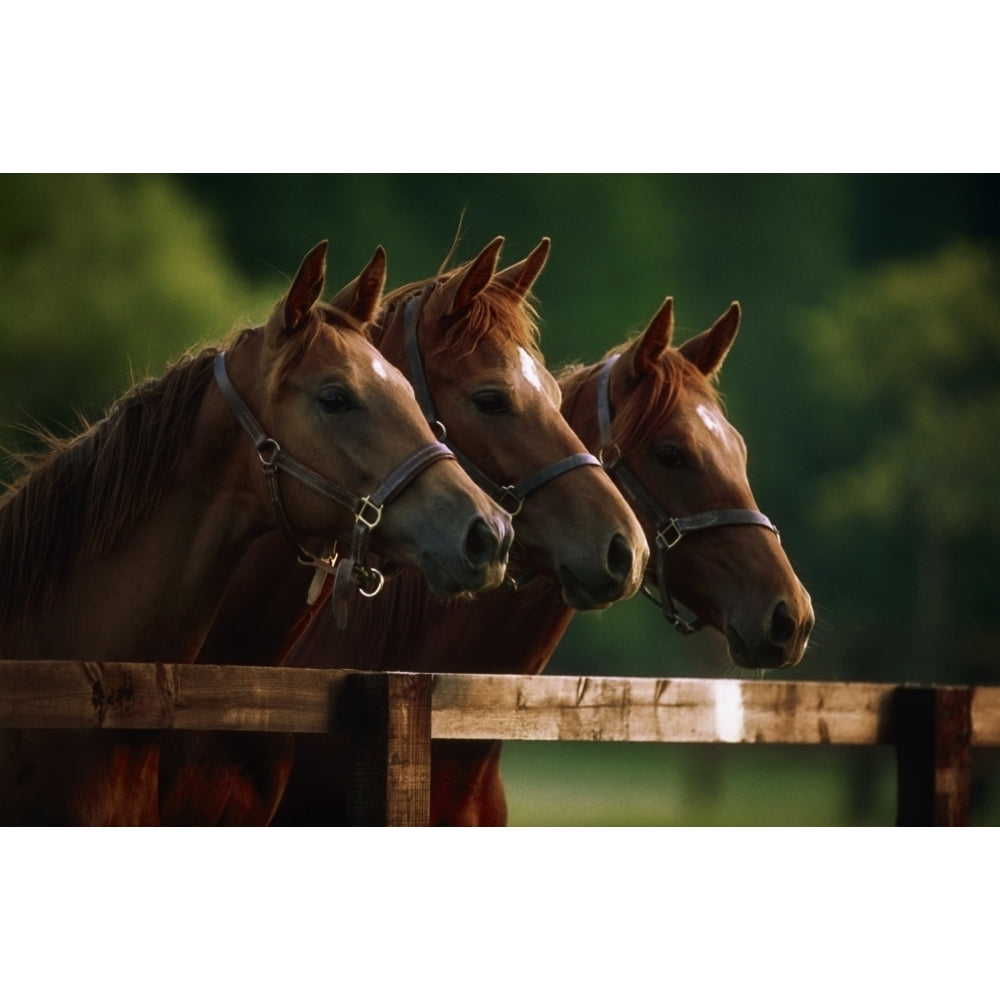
xmin=2 ymin=660 xmax=999 ymax=825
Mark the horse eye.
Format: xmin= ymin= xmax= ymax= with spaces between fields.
xmin=318 ymin=387 xmax=356 ymax=414
xmin=472 ymin=391 xmax=509 ymax=415
xmin=656 ymin=445 xmax=686 ymax=469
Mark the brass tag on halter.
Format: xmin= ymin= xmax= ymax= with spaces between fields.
xmin=305 ymin=547 xmax=338 ymax=606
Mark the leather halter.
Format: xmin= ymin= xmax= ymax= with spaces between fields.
xmin=402 ymin=289 xmax=601 ymax=519
xmin=596 ymin=354 xmax=780 ymax=635
xmin=213 ymin=351 xmax=454 ymax=628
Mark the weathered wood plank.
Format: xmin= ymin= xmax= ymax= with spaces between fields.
xmin=3 ymin=663 xmax=1000 ymax=751
xmin=430 ymin=675 xmax=900 ymax=745
xmin=0 ymin=660 xmax=350 ymax=733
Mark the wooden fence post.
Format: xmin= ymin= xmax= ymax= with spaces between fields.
xmin=894 ymin=686 xmax=972 ymax=826
xmin=339 ymin=672 xmax=432 ymax=826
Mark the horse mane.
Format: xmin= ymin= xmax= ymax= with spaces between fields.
xmin=285 ymin=564 xmax=468 ymax=671
xmin=0 ymin=296 xmax=375 ymax=633
xmin=378 ymin=266 xmax=543 ymax=365
xmin=351 ymin=567 xmax=462 ymax=669
xmin=557 ymin=337 xmax=725 ymax=452
xmin=0 ymin=344 xmax=224 ymax=629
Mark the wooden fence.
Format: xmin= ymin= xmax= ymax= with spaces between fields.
xmin=2 ymin=660 xmax=999 ymax=825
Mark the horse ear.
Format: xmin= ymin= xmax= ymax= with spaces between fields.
xmin=493 ymin=237 xmax=550 ymax=300
xmin=281 ymin=240 xmax=328 ymax=334
xmin=679 ymin=302 xmax=740 ymax=377
xmin=328 ymin=245 xmax=387 ymax=323
xmin=443 ymin=236 xmax=505 ymax=314
xmin=622 ymin=297 xmax=675 ymax=379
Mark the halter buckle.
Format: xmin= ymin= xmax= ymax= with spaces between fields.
xmin=497 ymin=485 xmax=526 ymax=518
xmin=355 ymin=496 xmax=383 ymax=530
xmin=657 ymin=520 xmax=685 ymax=550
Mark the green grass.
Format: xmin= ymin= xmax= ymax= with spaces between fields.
xmin=500 ymin=742 xmax=1000 ymax=826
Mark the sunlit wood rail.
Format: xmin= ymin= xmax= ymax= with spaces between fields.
xmin=2 ymin=660 xmax=999 ymax=825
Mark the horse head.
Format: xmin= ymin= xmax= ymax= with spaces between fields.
xmin=564 ymin=297 xmax=814 ymax=669
xmin=374 ymin=236 xmax=648 ymax=611
xmin=219 ymin=240 xmax=512 ymax=601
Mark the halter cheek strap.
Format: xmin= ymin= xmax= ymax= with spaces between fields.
xmin=213 ymin=351 xmax=453 ymax=629
xmin=403 ymin=291 xmax=601 ymax=518
xmin=596 ymin=354 xmax=780 ymax=635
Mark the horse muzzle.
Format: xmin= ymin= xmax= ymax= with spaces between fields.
xmin=725 ymin=594 xmax=815 ymax=671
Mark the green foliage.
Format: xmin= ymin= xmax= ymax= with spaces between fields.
xmin=0 ymin=175 xmax=275 ymax=475
xmin=799 ymin=242 xmax=1000 ymax=681
xmin=804 ymin=242 xmax=1000 ymax=540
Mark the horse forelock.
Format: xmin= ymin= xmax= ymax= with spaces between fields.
xmin=0 ymin=348 xmax=219 ymax=630
xmin=271 ymin=304 xmax=372 ymax=385
xmin=377 ymin=274 xmax=541 ymax=368
xmin=452 ymin=286 xmax=541 ymax=360
xmin=315 ymin=303 xmax=369 ymax=339
xmin=559 ymin=341 xmax=724 ymax=453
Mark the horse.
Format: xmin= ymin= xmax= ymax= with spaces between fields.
xmin=274 ymin=295 xmax=815 ymax=824
xmin=0 ymin=239 xmax=512 ymax=825
xmin=174 ymin=235 xmax=649 ymax=825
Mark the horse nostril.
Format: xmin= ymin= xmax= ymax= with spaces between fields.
xmin=768 ymin=600 xmax=798 ymax=647
xmin=464 ymin=516 xmax=502 ymax=568
xmin=606 ymin=532 xmax=634 ymax=583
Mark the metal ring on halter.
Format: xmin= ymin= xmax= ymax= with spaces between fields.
xmin=598 ymin=442 xmax=621 ymax=469
xmin=357 ymin=567 xmax=385 ymax=598
xmin=256 ymin=437 xmax=282 ymax=469
xmin=431 ymin=419 xmax=447 ymax=441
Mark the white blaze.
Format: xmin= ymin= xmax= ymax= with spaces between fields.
xmin=518 ymin=347 xmax=544 ymax=393
xmin=697 ymin=403 xmax=727 ymax=438
xmin=371 ymin=358 xmax=389 ymax=380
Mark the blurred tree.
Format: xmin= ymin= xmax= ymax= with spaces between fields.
xmin=0 ymin=174 xmax=272 ymax=478
xmin=800 ymin=241 xmax=1000 ymax=683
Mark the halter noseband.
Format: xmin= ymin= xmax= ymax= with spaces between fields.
xmin=596 ymin=354 xmax=780 ymax=635
xmin=403 ymin=286 xmax=600 ymax=530
xmin=213 ymin=351 xmax=454 ymax=628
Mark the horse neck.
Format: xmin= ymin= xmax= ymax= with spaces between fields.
xmin=197 ymin=532 xmax=314 ymax=666
xmin=285 ymin=566 xmax=573 ymax=676
xmin=1 ymin=369 xmax=265 ymax=663
xmin=557 ymin=361 xmax=604 ymax=453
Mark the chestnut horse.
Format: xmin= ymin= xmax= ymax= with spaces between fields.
xmin=275 ymin=295 xmax=815 ymax=824
xmin=0 ymin=240 xmax=511 ymax=825
xmin=172 ymin=235 xmax=647 ymax=824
